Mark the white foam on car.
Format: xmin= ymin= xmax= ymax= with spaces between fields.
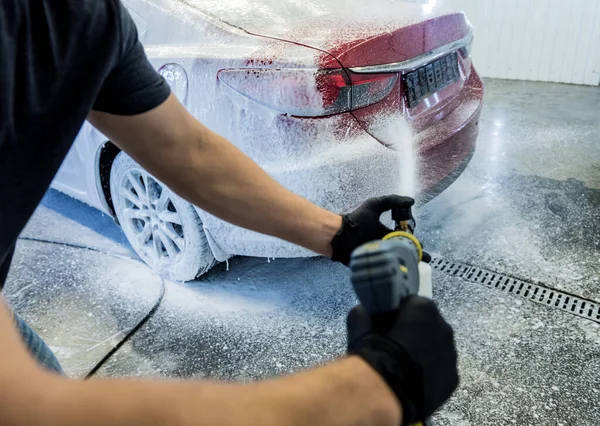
xmin=143 ymin=48 xmax=407 ymax=258
xmin=180 ymin=0 xmax=443 ymax=47
xmin=115 ymin=0 xmax=422 ymax=260
xmin=218 ymin=68 xmax=326 ymax=117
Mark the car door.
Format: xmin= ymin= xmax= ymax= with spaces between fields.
xmin=52 ymin=124 xmax=92 ymax=197
xmin=52 ymin=123 xmax=103 ymax=206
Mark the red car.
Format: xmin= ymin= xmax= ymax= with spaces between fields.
xmin=54 ymin=0 xmax=483 ymax=280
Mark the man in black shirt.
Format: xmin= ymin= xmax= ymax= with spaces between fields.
xmin=0 ymin=1 xmax=458 ymax=425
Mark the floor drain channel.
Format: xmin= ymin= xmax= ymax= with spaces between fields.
xmin=431 ymin=257 xmax=600 ymax=324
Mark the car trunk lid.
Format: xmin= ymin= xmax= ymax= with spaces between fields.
xmin=333 ymin=13 xmax=474 ymax=147
xmin=326 ymin=13 xmax=471 ymax=69
xmin=190 ymin=0 xmax=459 ymax=57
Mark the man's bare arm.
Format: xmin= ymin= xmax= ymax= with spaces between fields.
xmin=0 ymin=299 xmax=401 ymax=426
xmin=88 ymin=95 xmax=342 ymax=257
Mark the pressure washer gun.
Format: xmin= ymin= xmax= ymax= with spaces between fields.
xmin=349 ymin=204 xmax=433 ymax=426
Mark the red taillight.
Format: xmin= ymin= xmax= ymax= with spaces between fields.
xmin=347 ymin=72 xmax=398 ymax=110
xmin=315 ymin=71 xmax=352 ymax=114
xmin=218 ymin=68 xmax=396 ymax=117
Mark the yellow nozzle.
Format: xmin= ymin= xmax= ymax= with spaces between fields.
xmin=382 ymin=231 xmax=423 ymax=262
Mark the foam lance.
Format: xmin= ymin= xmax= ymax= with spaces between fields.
xmin=349 ymin=204 xmax=433 ymax=426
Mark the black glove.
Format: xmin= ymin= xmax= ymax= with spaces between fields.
xmin=331 ymin=195 xmax=415 ymax=265
xmin=347 ymin=297 xmax=458 ymax=425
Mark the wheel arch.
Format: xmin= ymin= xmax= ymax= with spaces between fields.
xmin=95 ymin=141 xmax=122 ymax=217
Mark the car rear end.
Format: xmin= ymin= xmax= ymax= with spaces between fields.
xmin=333 ymin=12 xmax=484 ymax=198
xmin=148 ymin=3 xmax=483 ymax=259
xmin=215 ymin=9 xmax=483 ymax=201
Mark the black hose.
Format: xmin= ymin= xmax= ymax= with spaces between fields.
xmin=17 ymin=236 xmax=166 ymax=379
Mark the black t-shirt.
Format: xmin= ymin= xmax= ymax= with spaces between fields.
xmin=0 ymin=0 xmax=171 ymax=288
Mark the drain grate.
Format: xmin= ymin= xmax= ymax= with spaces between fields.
xmin=431 ymin=257 xmax=600 ymax=324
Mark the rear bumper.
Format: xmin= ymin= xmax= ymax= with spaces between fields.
xmin=417 ymin=68 xmax=484 ymax=197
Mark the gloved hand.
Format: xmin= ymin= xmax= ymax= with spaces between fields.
xmin=347 ymin=297 xmax=458 ymax=425
xmin=331 ymin=195 xmax=415 ymax=265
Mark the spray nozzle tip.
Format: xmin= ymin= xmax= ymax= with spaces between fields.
xmin=392 ymin=205 xmax=416 ymax=233
xmin=392 ymin=206 xmax=412 ymax=222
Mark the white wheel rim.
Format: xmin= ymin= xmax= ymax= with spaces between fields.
xmin=118 ymin=170 xmax=185 ymax=266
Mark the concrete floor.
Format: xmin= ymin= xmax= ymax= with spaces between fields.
xmin=4 ymin=78 xmax=600 ymax=425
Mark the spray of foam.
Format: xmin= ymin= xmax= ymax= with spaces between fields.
xmin=394 ymin=121 xmax=418 ymax=199
xmin=369 ymin=116 xmax=418 ymax=198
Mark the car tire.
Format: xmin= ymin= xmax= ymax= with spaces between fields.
xmin=110 ymin=152 xmax=216 ymax=281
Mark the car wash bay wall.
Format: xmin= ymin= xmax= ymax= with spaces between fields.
xmin=437 ymin=0 xmax=600 ymax=85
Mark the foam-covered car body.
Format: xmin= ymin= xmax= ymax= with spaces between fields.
xmin=53 ymin=0 xmax=483 ymax=278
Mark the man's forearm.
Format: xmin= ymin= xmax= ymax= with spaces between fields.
xmin=163 ymin=123 xmax=343 ymax=256
xmin=89 ymin=96 xmax=342 ymax=256
xmin=14 ymin=358 xmax=400 ymax=426
xmin=0 ymin=301 xmax=399 ymax=426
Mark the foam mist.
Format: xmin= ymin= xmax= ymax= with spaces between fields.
xmin=387 ymin=118 xmax=418 ymax=199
